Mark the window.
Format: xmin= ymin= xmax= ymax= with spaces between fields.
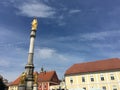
xmin=111 ymin=76 xmax=115 ymax=80
xmin=91 ymin=78 xmax=94 ymax=82
xmin=110 ymin=74 xmax=115 ymax=80
xmin=90 ymin=75 xmax=94 ymax=82
xmin=83 ymin=87 xmax=86 ymax=90
xmin=100 ymin=74 xmax=104 ymax=81
xmin=70 ymin=78 xmax=73 ymax=84
xmin=39 ymin=85 xmax=41 ymax=88
xmin=44 ymin=84 xmax=46 ymax=89
xmin=102 ymin=86 xmax=106 ymax=90
xmin=101 ymin=77 xmax=104 ymax=81
xmin=38 ymin=84 xmax=42 ymax=88
xmin=82 ymin=77 xmax=85 ymax=82
xmin=113 ymin=85 xmax=117 ymax=90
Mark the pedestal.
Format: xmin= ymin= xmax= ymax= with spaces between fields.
xmin=25 ymin=64 xmax=34 ymax=90
xmin=33 ymin=84 xmax=38 ymax=90
xmin=18 ymin=84 xmax=25 ymax=90
xmin=26 ymin=81 xmax=33 ymax=90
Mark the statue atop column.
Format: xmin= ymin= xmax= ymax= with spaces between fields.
xmin=31 ymin=18 xmax=38 ymax=30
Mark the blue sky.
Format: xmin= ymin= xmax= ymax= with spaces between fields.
xmin=1 ymin=0 xmax=120 ymax=81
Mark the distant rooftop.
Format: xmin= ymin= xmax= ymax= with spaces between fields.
xmin=10 ymin=70 xmax=59 ymax=86
xmin=65 ymin=58 xmax=120 ymax=75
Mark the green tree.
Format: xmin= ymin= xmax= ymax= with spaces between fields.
xmin=0 ymin=76 xmax=6 ymax=90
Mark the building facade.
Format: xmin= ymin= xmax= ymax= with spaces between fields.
xmin=65 ymin=58 xmax=120 ymax=90
xmin=38 ymin=71 xmax=60 ymax=90
xmin=50 ymin=79 xmax=66 ymax=90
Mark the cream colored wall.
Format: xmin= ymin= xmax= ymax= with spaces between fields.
xmin=65 ymin=70 xmax=120 ymax=90
xmin=50 ymin=81 xmax=66 ymax=90
xmin=8 ymin=85 xmax=18 ymax=90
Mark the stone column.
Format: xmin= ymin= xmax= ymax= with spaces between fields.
xmin=33 ymin=84 xmax=38 ymax=90
xmin=18 ymin=84 xmax=26 ymax=90
xmin=25 ymin=30 xmax=36 ymax=90
xmin=25 ymin=18 xmax=38 ymax=90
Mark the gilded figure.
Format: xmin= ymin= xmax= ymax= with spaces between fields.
xmin=34 ymin=73 xmax=38 ymax=84
xmin=20 ymin=72 xmax=26 ymax=84
xmin=31 ymin=18 xmax=38 ymax=30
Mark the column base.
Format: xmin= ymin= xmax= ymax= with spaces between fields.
xmin=33 ymin=84 xmax=38 ymax=90
xmin=18 ymin=84 xmax=25 ymax=90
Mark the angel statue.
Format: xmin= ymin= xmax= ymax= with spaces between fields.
xmin=34 ymin=72 xmax=38 ymax=84
xmin=20 ymin=72 xmax=26 ymax=84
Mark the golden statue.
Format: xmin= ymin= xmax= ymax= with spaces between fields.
xmin=31 ymin=18 xmax=38 ymax=30
xmin=20 ymin=72 xmax=26 ymax=84
xmin=33 ymin=72 xmax=38 ymax=84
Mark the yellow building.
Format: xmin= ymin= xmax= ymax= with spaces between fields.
xmin=65 ymin=58 xmax=120 ymax=90
xmin=8 ymin=76 xmax=20 ymax=90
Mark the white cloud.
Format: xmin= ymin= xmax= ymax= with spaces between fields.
xmin=69 ymin=9 xmax=81 ymax=14
xmin=36 ymin=48 xmax=56 ymax=59
xmin=35 ymin=47 xmax=68 ymax=61
xmin=34 ymin=47 xmax=86 ymax=79
xmin=81 ymin=32 xmax=107 ymax=40
xmin=91 ymin=43 xmax=113 ymax=48
xmin=17 ymin=1 xmax=56 ymax=18
xmin=80 ymin=30 xmax=120 ymax=41
xmin=50 ymin=30 xmax=120 ymax=42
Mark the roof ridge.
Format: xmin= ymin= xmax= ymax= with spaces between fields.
xmin=75 ymin=58 xmax=120 ymax=65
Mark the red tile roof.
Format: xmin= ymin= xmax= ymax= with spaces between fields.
xmin=9 ymin=76 xmax=20 ymax=86
xmin=9 ymin=71 xmax=59 ymax=86
xmin=65 ymin=58 xmax=120 ymax=75
xmin=38 ymin=71 xmax=56 ymax=82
